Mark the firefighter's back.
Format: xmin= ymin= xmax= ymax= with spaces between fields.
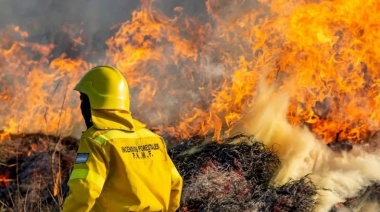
xmin=92 ymin=128 xmax=172 ymax=212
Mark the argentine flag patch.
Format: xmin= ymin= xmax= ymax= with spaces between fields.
xmin=75 ymin=153 xmax=89 ymax=164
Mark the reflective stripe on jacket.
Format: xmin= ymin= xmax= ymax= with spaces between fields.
xmin=63 ymin=126 xmax=183 ymax=212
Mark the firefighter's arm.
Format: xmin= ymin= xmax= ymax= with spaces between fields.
xmin=62 ymin=136 xmax=109 ymax=212
xmin=167 ymin=156 xmax=183 ymax=212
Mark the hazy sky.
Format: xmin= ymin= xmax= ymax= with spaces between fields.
xmin=0 ymin=0 xmax=207 ymax=36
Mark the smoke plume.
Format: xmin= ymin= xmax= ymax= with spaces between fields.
xmin=232 ymin=84 xmax=380 ymax=211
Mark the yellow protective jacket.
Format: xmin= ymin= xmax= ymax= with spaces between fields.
xmin=63 ymin=109 xmax=183 ymax=212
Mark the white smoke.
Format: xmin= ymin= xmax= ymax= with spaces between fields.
xmin=232 ymin=84 xmax=380 ymax=211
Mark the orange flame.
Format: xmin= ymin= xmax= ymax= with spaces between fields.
xmin=0 ymin=174 xmax=11 ymax=187
xmin=1 ymin=0 xmax=380 ymax=143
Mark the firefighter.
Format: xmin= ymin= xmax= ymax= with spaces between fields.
xmin=63 ymin=65 xmax=183 ymax=212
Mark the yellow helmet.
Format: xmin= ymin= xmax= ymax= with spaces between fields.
xmin=74 ymin=65 xmax=130 ymax=110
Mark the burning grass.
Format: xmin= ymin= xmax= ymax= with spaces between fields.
xmin=0 ymin=133 xmax=316 ymax=211
xmin=1 ymin=133 xmax=380 ymax=211
xmin=169 ymin=135 xmax=317 ymax=212
xmin=0 ymin=134 xmax=77 ymax=211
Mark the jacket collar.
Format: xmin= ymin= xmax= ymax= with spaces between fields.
xmin=91 ymin=108 xmax=146 ymax=131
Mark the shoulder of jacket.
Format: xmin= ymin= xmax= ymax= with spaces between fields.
xmin=82 ymin=127 xmax=163 ymax=146
xmin=136 ymin=128 xmax=162 ymax=139
xmin=81 ymin=127 xmax=113 ymax=146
